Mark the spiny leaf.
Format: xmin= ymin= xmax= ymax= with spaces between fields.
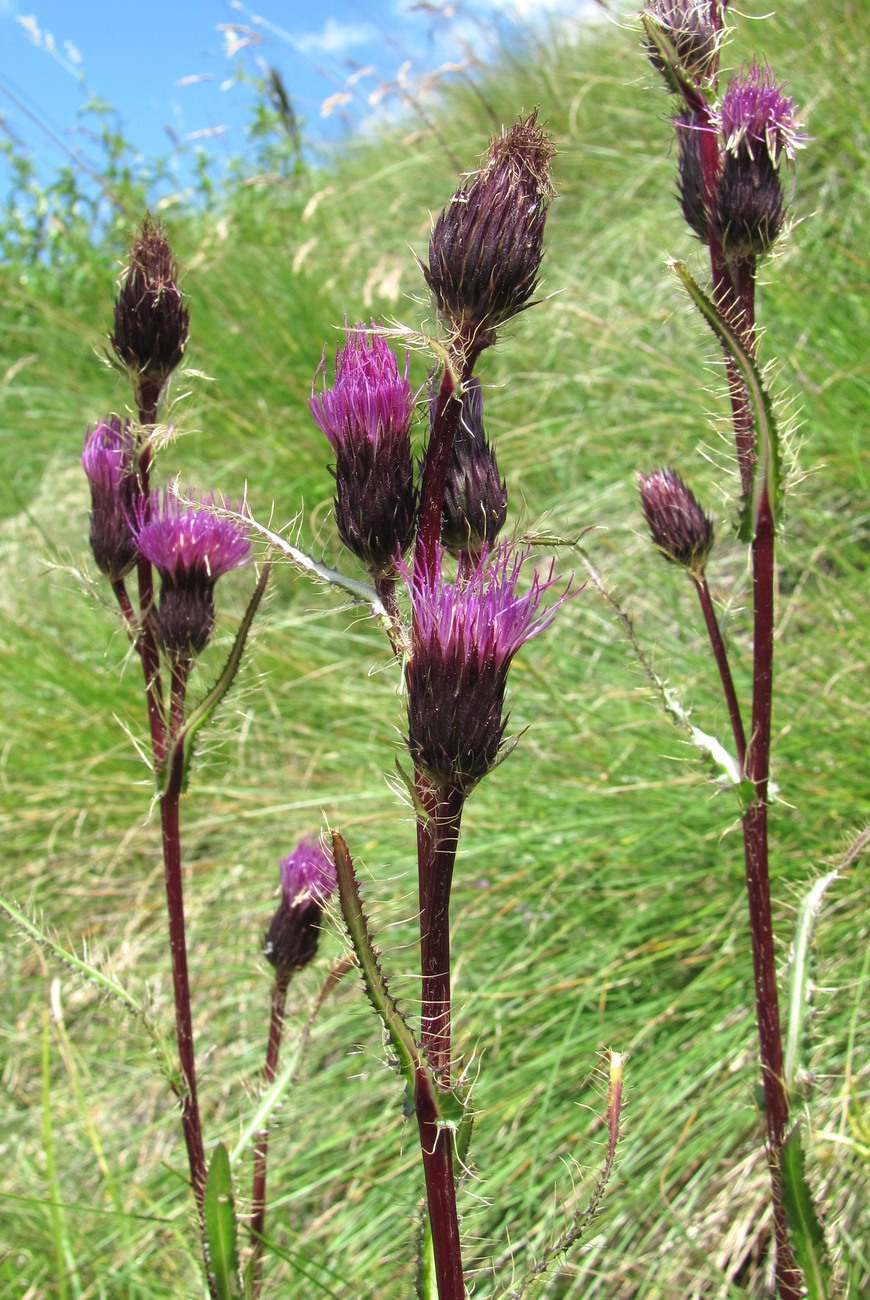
xmin=784 ymin=868 xmax=839 ymax=1095
xmin=163 ymin=559 xmax=270 ymax=795
xmin=204 ymin=1144 xmax=241 ymax=1300
xmin=670 ymin=260 xmax=782 ymax=541
xmin=781 ymin=1127 xmax=832 ymax=1298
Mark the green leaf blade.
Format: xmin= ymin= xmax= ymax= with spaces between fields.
xmin=204 ymin=1143 xmax=242 ymax=1300
xmin=781 ymin=1127 xmax=832 ymax=1299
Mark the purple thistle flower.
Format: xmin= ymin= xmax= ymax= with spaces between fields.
xmin=400 ymin=542 xmax=572 ymax=792
xmin=264 ymin=835 xmax=337 ymax=975
xmin=81 ymin=417 xmax=141 ymax=581
xmin=132 ymin=490 xmax=251 ymax=658
xmin=718 ymin=60 xmax=805 ymax=164
xmin=310 ymin=323 xmax=417 ymax=578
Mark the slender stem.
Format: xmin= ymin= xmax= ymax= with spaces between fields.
xmin=250 ymin=970 xmax=292 ymax=1297
xmin=374 ymin=572 xmax=403 ymax=656
xmin=416 ymin=1098 xmax=466 ymax=1300
xmin=692 ymin=574 xmax=747 ymax=773
xmin=160 ymin=750 xmax=208 ymax=1212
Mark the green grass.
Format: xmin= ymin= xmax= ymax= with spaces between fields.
xmin=1 ymin=1 xmax=868 ymax=1296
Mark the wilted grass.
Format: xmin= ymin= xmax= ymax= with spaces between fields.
xmin=1 ymin=1 xmax=868 ymax=1296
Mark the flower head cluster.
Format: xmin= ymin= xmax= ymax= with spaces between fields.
xmin=82 ymin=418 xmax=141 ymax=582
xmin=264 ymin=835 xmax=337 ymax=976
xmin=424 ymin=111 xmax=555 ymax=360
xmin=638 ymin=468 xmax=714 ymax=575
xmin=401 ymin=542 xmax=571 ymax=792
xmin=310 ymin=324 xmax=417 ymax=578
xmin=436 ymin=379 xmax=508 ymax=563
xmin=133 ymin=490 xmax=251 ymax=658
xmin=112 ymin=217 xmax=189 ymax=406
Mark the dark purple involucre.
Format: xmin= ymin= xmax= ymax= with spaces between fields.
xmin=81 ymin=417 xmax=141 ymax=581
xmin=310 ymin=323 xmax=417 ymax=577
xmin=111 ymin=217 xmax=189 ymax=407
xmin=264 ymin=835 xmax=337 ymax=975
xmin=424 ymin=111 xmax=555 ymax=359
xmin=638 ymin=467 xmax=714 ymax=574
xmin=435 ymin=378 xmax=507 ymax=562
xmin=401 ymin=542 xmax=571 ymax=792
xmin=132 ymin=490 xmax=251 ymax=658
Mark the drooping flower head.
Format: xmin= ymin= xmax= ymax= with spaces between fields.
xmin=132 ymin=490 xmax=251 ymax=658
xmin=264 ymin=835 xmax=337 ymax=976
xmin=310 ymin=323 xmax=417 ymax=578
xmin=424 ymin=111 xmax=555 ymax=361
xmin=81 ymin=417 xmax=141 ymax=581
xmin=112 ymin=216 xmax=190 ymax=410
xmin=433 ymin=378 xmax=508 ymax=563
xmin=638 ymin=467 xmax=714 ymax=576
xmin=401 ymin=542 xmax=572 ymax=793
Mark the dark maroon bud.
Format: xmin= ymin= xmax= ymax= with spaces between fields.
xmin=132 ymin=490 xmax=251 ymax=659
xmin=310 ymin=324 xmax=417 ymax=578
xmin=424 ymin=111 xmax=555 ymax=361
xmin=642 ymin=0 xmax=719 ymax=84
xmin=429 ymin=379 xmax=508 ymax=562
xmin=638 ymin=468 xmax=714 ymax=575
xmin=112 ymin=217 xmax=190 ymax=409
xmin=81 ymin=418 xmax=141 ymax=581
xmin=674 ymin=113 xmax=710 ymax=243
xmin=264 ymin=837 xmax=337 ymax=976
xmin=712 ymin=148 xmax=785 ymax=261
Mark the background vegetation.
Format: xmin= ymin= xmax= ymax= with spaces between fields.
xmin=1 ymin=1 xmax=867 ymax=1295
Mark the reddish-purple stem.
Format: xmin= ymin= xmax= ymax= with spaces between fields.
xmin=249 ymin=970 xmax=291 ymax=1295
xmin=693 ymin=575 xmax=747 ymax=773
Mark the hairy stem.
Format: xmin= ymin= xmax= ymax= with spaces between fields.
xmin=249 ymin=970 xmax=292 ymax=1296
xmin=693 ymin=574 xmax=747 ymax=772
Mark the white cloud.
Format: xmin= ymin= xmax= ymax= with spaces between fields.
xmin=291 ymin=18 xmax=374 ymax=57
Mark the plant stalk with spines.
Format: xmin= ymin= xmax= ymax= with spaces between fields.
xmin=640 ymin=4 xmax=807 ymax=1292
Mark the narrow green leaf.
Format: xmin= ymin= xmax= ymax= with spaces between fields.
xmin=163 ymin=560 xmax=270 ymax=795
xmin=204 ymin=1144 xmax=241 ymax=1300
xmin=785 ymin=869 xmax=839 ymax=1094
xmin=670 ymin=259 xmax=782 ymax=541
xmin=781 ymin=1127 xmax=832 ymax=1298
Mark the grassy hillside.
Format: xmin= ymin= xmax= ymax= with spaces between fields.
xmin=1 ymin=1 xmax=868 ymax=1296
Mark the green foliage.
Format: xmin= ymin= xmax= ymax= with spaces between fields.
xmin=204 ymin=1144 xmax=242 ymax=1300
xmin=1 ymin=1 xmax=868 ymax=1296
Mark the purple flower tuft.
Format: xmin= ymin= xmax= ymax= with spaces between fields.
xmin=719 ymin=61 xmax=805 ymax=164
xmin=82 ymin=417 xmax=141 ymax=581
xmin=310 ymin=323 xmax=417 ymax=577
xmin=132 ymin=490 xmax=251 ymax=657
xmin=400 ymin=541 xmax=572 ymax=791
xmin=264 ymin=835 xmax=337 ymax=975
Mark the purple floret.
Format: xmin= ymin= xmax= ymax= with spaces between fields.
xmin=719 ymin=60 xmax=805 ymax=163
xmin=81 ymin=418 xmax=140 ymax=580
xmin=310 ymin=324 xmax=414 ymax=453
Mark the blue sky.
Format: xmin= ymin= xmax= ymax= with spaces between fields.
xmin=0 ymin=0 xmax=589 ymax=198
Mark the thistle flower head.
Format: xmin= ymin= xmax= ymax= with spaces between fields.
xmin=719 ymin=61 xmax=804 ymax=164
xmin=400 ymin=541 xmax=571 ymax=792
xmin=642 ymin=0 xmax=720 ymax=83
xmin=264 ymin=835 xmax=337 ymax=976
xmin=433 ymin=378 xmax=507 ymax=562
xmin=424 ymin=111 xmax=555 ymax=360
xmin=674 ymin=113 xmax=710 ymax=243
xmin=81 ymin=417 xmax=141 ymax=581
xmin=111 ymin=216 xmax=189 ymax=407
xmin=638 ymin=468 xmax=714 ymax=575
xmin=132 ymin=490 xmax=251 ymax=657
xmin=310 ymin=323 xmax=417 ymax=577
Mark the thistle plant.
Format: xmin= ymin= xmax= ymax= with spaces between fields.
xmin=637 ymin=2 xmax=818 ymax=1292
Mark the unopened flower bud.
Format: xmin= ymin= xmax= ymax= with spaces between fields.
xmin=132 ymin=491 xmax=251 ymax=659
xmin=674 ymin=113 xmax=710 ymax=243
xmin=112 ymin=217 xmax=189 ymax=409
xmin=638 ymin=468 xmax=714 ymax=575
xmin=310 ymin=324 xmax=417 ymax=578
xmin=424 ymin=111 xmax=555 ymax=360
xmin=81 ymin=418 xmax=141 ymax=581
xmin=264 ymin=836 xmax=336 ymax=976
xmin=433 ymin=379 xmax=507 ymax=562
xmin=642 ymin=0 xmax=719 ymax=84
xmin=400 ymin=542 xmax=571 ymax=793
